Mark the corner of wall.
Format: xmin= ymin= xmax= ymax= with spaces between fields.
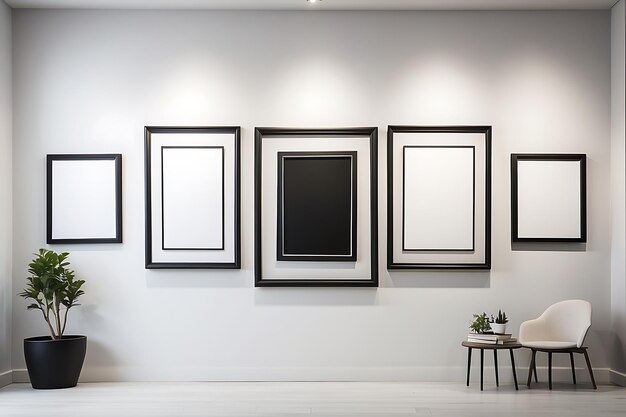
xmin=0 ymin=370 xmax=11 ymax=388
xmin=610 ymin=369 xmax=626 ymax=387
xmin=0 ymin=0 xmax=12 ymax=382
xmin=610 ymin=0 xmax=626 ymax=382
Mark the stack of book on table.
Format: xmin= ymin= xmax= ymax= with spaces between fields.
xmin=467 ymin=333 xmax=517 ymax=344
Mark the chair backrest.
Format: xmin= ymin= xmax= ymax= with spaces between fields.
xmin=538 ymin=299 xmax=591 ymax=347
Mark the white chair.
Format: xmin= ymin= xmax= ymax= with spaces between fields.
xmin=519 ymin=299 xmax=596 ymax=390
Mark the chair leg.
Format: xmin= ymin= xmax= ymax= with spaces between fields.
xmin=527 ymin=349 xmax=536 ymax=388
xmin=548 ymin=352 xmax=553 ymax=390
xmin=569 ymin=352 xmax=576 ymax=384
xmin=466 ymin=347 xmax=472 ymax=387
xmin=494 ymin=350 xmax=499 ymax=387
xmin=582 ymin=349 xmax=597 ymax=390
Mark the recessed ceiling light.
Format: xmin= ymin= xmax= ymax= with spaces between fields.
xmin=307 ymin=0 xmax=321 ymax=4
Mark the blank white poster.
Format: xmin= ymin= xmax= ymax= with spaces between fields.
xmin=52 ymin=160 xmax=117 ymax=239
xmin=162 ymin=147 xmax=223 ymax=249
xmin=403 ymin=147 xmax=474 ymax=250
xmin=517 ymin=160 xmax=581 ymax=239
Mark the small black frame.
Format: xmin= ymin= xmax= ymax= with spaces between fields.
xmin=255 ymin=127 xmax=378 ymax=287
xmin=511 ymin=153 xmax=587 ymax=243
xmin=46 ymin=153 xmax=123 ymax=244
xmin=145 ymin=126 xmax=241 ymax=269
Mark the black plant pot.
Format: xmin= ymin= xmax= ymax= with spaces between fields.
xmin=24 ymin=335 xmax=87 ymax=389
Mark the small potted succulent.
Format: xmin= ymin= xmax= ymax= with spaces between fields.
xmin=490 ymin=310 xmax=508 ymax=334
xmin=469 ymin=312 xmax=491 ymax=334
xmin=19 ymin=249 xmax=86 ymax=389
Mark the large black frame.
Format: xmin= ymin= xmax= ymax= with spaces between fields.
xmin=277 ymin=151 xmax=358 ymax=262
xmin=387 ymin=125 xmax=492 ymax=270
xmin=47 ymin=153 xmax=123 ymax=244
xmin=255 ymin=127 xmax=378 ymax=287
xmin=145 ymin=126 xmax=241 ymax=269
xmin=511 ymin=153 xmax=587 ymax=243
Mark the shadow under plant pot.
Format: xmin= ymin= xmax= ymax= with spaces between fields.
xmin=24 ymin=335 xmax=87 ymax=389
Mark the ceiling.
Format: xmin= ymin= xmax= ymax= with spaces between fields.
xmin=4 ymin=0 xmax=620 ymax=10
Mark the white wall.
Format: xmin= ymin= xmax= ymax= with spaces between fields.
xmin=611 ymin=0 xmax=626 ymax=382
xmin=11 ymin=10 xmax=612 ymax=382
xmin=0 ymin=0 xmax=12 ymax=386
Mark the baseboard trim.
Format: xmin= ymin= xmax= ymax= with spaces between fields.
xmin=10 ymin=366 xmax=612 ymax=384
xmin=0 ymin=370 xmax=12 ymax=388
xmin=11 ymin=369 xmax=28 ymax=383
xmin=610 ymin=369 xmax=626 ymax=386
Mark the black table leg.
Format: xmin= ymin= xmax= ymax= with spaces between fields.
xmin=466 ymin=347 xmax=472 ymax=386
xmin=509 ymin=348 xmax=519 ymax=390
xmin=494 ymin=350 xmax=499 ymax=387
xmin=480 ymin=348 xmax=484 ymax=391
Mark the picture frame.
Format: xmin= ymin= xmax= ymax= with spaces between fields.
xmin=255 ymin=127 xmax=378 ymax=287
xmin=47 ymin=154 xmax=123 ymax=244
xmin=276 ymin=151 xmax=358 ymax=262
xmin=511 ymin=153 xmax=587 ymax=243
xmin=387 ymin=126 xmax=492 ymax=269
xmin=145 ymin=126 xmax=241 ymax=269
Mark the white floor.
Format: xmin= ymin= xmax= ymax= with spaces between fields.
xmin=0 ymin=381 xmax=624 ymax=417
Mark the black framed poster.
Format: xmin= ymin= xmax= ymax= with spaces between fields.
xmin=255 ymin=127 xmax=378 ymax=287
xmin=277 ymin=151 xmax=357 ymax=262
xmin=511 ymin=153 xmax=586 ymax=243
xmin=387 ymin=125 xmax=492 ymax=269
xmin=145 ymin=126 xmax=240 ymax=269
xmin=47 ymin=154 xmax=122 ymax=244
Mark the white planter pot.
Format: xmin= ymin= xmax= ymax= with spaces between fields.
xmin=490 ymin=323 xmax=507 ymax=334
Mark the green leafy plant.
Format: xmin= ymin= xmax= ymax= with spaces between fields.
xmin=469 ymin=312 xmax=492 ymax=334
xmin=19 ymin=249 xmax=85 ymax=340
xmin=495 ymin=310 xmax=508 ymax=324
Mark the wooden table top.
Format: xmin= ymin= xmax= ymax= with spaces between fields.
xmin=462 ymin=341 xmax=523 ymax=349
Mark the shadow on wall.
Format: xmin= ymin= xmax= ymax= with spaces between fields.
xmin=80 ymin=339 xmax=121 ymax=382
xmin=511 ymin=243 xmax=587 ymax=252
xmin=254 ymin=287 xmax=378 ymax=306
xmin=610 ymin=323 xmax=626 ymax=373
xmin=145 ymin=269 xmax=250 ymax=289
xmin=387 ymin=271 xmax=490 ymax=289
xmin=142 ymin=270 xmax=491 ymax=291
xmin=0 ymin=286 xmax=8 ymax=369
xmin=71 ymin=304 xmax=121 ymax=382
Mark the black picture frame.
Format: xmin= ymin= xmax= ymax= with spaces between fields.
xmin=387 ymin=125 xmax=492 ymax=270
xmin=511 ymin=153 xmax=587 ymax=243
xmin=255 ymin=127 xmax=378 ymax=287
xmin=145 ymin=126 xmax=241 ymax=269
xmin=277 ymin=151 xmax=358 ymax=262
xmin=47 ymin=154 xmax=123 ymax=244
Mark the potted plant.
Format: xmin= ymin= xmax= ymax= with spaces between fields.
xmin=490 ymin=310 xmax=508 ymax=334
xmin=18 ymin=249 xmax=86 ymax=389
xmin=469 ymin=312 xmax=491 ymax=334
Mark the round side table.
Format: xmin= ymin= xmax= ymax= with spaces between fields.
xmin=461 ymin=341 xmax=523 ymax=391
